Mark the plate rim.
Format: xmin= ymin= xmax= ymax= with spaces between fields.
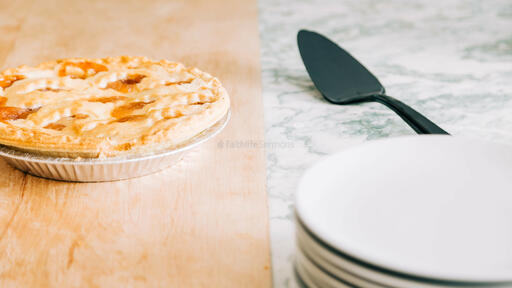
xmin=296 ymin=216 xmax=480 ymax=288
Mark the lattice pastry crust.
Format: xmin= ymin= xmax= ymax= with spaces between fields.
xmin=0 ymin=56 xmax=230 ymax=158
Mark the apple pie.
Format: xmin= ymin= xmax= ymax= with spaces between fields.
xmin=0 ymin=56 xmax=230 ymax=158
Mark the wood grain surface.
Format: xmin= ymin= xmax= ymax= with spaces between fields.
xmin=0 ymin=0 xmax=271 ymax=287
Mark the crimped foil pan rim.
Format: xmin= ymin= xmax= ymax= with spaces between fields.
xmin=0 ymin=110 xmax=230 ymax=165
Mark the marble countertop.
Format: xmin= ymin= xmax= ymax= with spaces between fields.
xmin=258 ymin=0 xmax=512 ymax=286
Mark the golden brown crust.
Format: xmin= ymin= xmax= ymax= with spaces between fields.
xmin=0 ymin=56 xmax=230 ymax=158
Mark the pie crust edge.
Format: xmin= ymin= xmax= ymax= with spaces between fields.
xmin=0 ymin=56 xmax=230 ymax=158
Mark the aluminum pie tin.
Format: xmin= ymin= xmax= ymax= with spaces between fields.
xmin=0 ymin=110 xmax=230 ymax=182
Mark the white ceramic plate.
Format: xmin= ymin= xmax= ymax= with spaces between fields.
xmin=296 ymin=135 xmax=512 ymax=284
xmin=296 ymin=248 xmax=352 ymax=288
xmin=296 ymin=230 xmax=386 ymax=288
xmin=296 ymin=219 xmax=502 ymax=288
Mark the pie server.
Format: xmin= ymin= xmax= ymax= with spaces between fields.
xmin=297 ymin=29 xmax=448 ymax=135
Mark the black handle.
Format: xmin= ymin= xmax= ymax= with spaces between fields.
xmin=372 ymin=94 xmax=449 ymax=135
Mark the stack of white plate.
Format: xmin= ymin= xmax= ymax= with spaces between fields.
xmin=294 ymin=136 xmax=512 ymax=288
